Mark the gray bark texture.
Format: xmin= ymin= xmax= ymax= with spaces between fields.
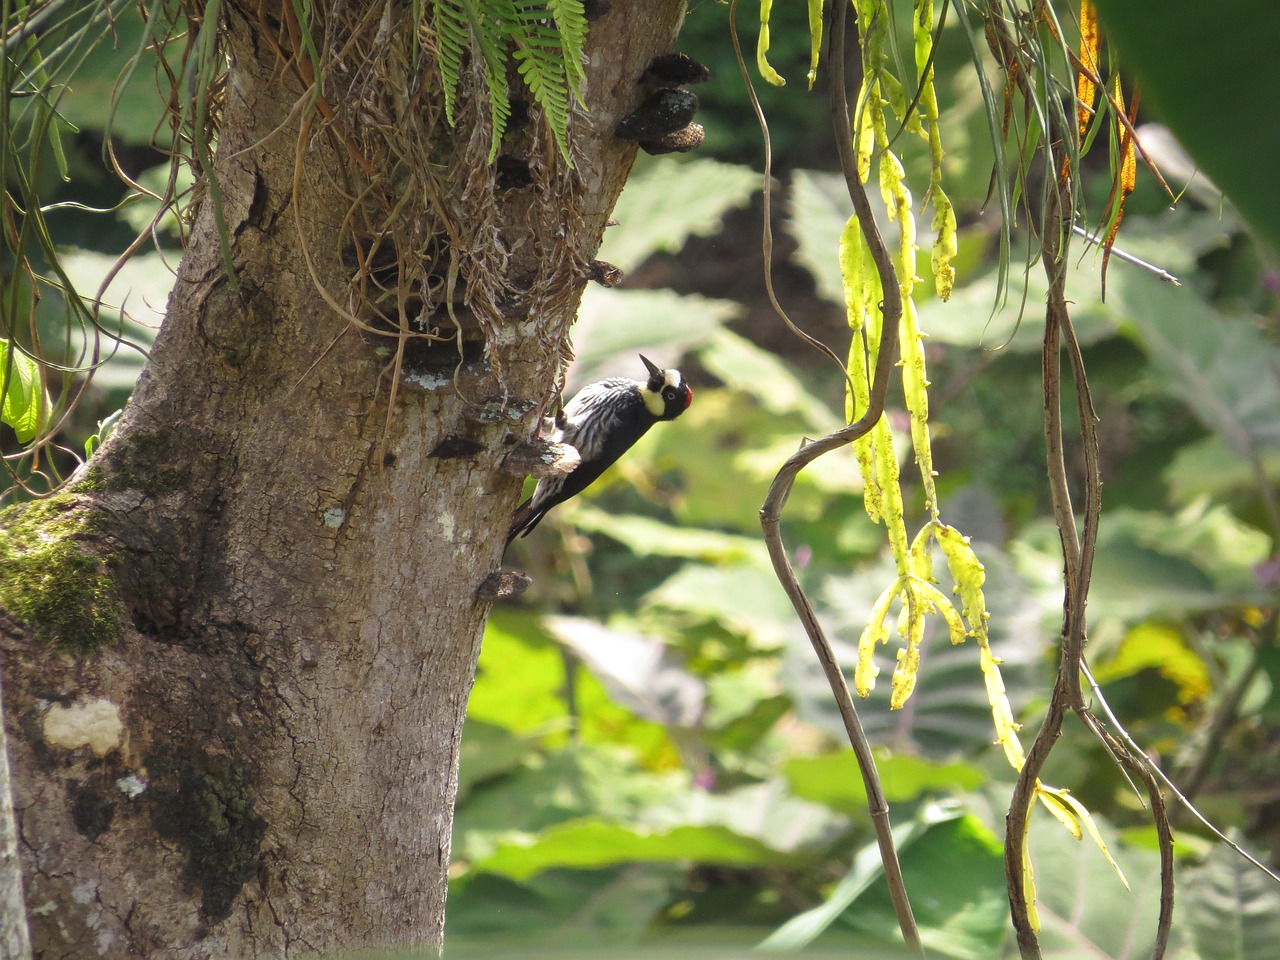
xmin=0 ymin=0 xmax=687 ymax=955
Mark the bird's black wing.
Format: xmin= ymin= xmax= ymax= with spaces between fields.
xmin=506 ymin=381 xmax=649 ymax=545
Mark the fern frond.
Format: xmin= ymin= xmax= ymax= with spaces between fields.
xmin=431 ymin=0 xmax=470 ymax=126
xmin=428 ymin=0 xmax=585 ymax=164
xmin=508 ymin=0 xmax=576 ymax=159
xmin=544 ymin=0 xmax=587 ymax=95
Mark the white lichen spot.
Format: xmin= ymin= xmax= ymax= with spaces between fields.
xmin=116 ymin=774 xmax=147 ymax=798
xmin=404 ymin=370 xmax=450 ymax=390
xmin=42 ymin=698 xmax=123 ymax=757
xmin=71 ymin=882 xmax=96 ymax=906
xmin=439 ymin=512 xmax=455 ymax=540
xmin=322 ymin=506 xmax=347 ymax=529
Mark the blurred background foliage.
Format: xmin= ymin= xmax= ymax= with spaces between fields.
xmin=5 ymin=0 xmax=1280 ymax=957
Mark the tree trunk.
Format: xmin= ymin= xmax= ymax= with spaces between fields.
xmin=0 ymin=0 xmax=687 ymax=955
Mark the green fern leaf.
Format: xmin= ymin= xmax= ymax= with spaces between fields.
xmin=544 ymin=0 xmax=587 ymax=95
xmin=428 ymin=0 xmax=586 ymax=164
xmin=431 ymin=0 xmax=470 ymax=126
xmin=508 ymin=0 xmax=576 ymax=159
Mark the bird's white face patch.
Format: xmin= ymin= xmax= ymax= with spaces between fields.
xmin=641 ymin=386 xmax=665 ymax=416
xmin=642 ymin=368 xmax=685 ymax=416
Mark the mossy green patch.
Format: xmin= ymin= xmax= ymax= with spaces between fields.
xmin=0 ymin=498 xmax=123 ymax=654
xmin=70 ymin=465 xmax=107 ymax=493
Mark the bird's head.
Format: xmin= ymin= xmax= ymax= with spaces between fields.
xmin=639 ymin=354 xmax=693 ymax=421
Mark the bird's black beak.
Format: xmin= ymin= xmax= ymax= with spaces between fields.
xmin=639 ymin=354 xmax=664 ymax=391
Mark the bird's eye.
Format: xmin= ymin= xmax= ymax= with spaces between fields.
xmin=663 ymin=387 xmax=677 ymax=400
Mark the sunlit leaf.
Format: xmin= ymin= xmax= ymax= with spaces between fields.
xmin=544 ymin=616 xmax=706 ymax=728
xmin=0 ymin=339 xmax=48 ymax=443
xmin=570 ymin=507 xmax=764 ymax=563
xmin=597 ymin=157 xmax=760 ymax=273
xmin=472 ymin=819 xmax=803 ymax=882
xmin=782 ymin=751 xmax=986 ymax=816
xmin=645 ymin=558 xmax=799 ymax=652
xmin=571 ymin=288 xmax=739 ymax=390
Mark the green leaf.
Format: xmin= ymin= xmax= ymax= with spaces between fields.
xmin=698 ymin=328 xmax=842 ymax=435
xmin=1185 ymin=841 xmax=1280 ymax=960
xmin=1028 ymin=811 xmax=1179 ymax=959
xmin=456 ymin=720 xmax=538 ymax=803
xmin=783 ymin=752 xmax=986 ymax=817
xmin=1165 ymin=435 xmax=1280 ymax=505
xmin=645 ymin=558 xmax=798 ymax=652
xmin=468 ymin=611 xmax=571 ymax=734
xmin=571 ymin=288 xmax=740 ymax=390
xmin=544 ymin=616 xmax=706 ymax=728
xmin=597 ymin=158 xmax=760 ymax=273
xmin=1089 ymin=622 xmax=1212 ymax=706
xmin=570 ymin=507 xmax=765 ymax=563
xmin=447 ymin=865 xmax=681 ymax=943
xmin=834 ymin=809 xmax=1007 ymax=960
xmin=1116 ymin=269 xmax=1280 ymax=454
xmin=759 ymin=802 xmax=972 ymax=952
xmin=0 ymin=339 xmax=48 ymax=443
xmin=1088 ymin=502 xmax=1272 ymax=622
xmin=472 ymin=819 xmax=803 ymax=882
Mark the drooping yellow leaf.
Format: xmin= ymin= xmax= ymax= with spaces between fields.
xmin=1075 ymin=0 xmax=1099 ymax=143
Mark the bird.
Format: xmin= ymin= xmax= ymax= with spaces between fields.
xmin=506 ymin=355 xmax=693 ymax=547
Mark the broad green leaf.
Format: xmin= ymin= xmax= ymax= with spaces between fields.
xmin=783 ymin=752 xmax=986 ymax=816
xmin=569 ymin=507 xmax=764 ymax=563
xmin=642 ymin=779 xmax=845 ymax=854
xmin=469 ymin=612 xmax=678 ymax=765
xmin=571 ymin=288 xmax=739 ymax=390
xmin=447 ymin=864 xmax=681 ymax=943
xmin=1165 ymin=436 xmax=1280 ymax=506
xmin=1028 ymin=812 xmax=1181 ymax=959
xmin=645 ymin=559 xmax=798 ymax=652
xmin=1088 ymin=502 xmax=1272 ymax=621
xmin=469 ymin=611 xmax=572 ymax=735
xmin=0 ymin=339 xmax=48 ymax=442
xmin=544 ymin=616 xmax=706 ymax=728
xmin=597 ymin=157 xmax=760 ymax=273
xmin=833 ymin=808 xmax=1008 ymax=960
xmin=1115 ymin=270 xmax=1280 ymax=454
xmin=1090 ymin=622 xmax=1212 ymax=706
xmin=454 ymin=746 xmax=691 ymax=861
xmin=1185 ymin=841 xmax=1280 ymax=960
xmin=472 ymin=819 xmax=803 ymax=882
xmin=456 ymin=720 xmax=536 ymax=802
xmin=759 ymin=802 xmax=975 ymax=952
xmin=698 ymin=328 xmax=842 ymax=434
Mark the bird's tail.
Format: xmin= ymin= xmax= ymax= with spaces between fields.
xmin=505 ymin=500 xmax=539 ymax=549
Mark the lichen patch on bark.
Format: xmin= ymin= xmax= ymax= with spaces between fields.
xmin=41 ymin=699 xmax=124 ymax=756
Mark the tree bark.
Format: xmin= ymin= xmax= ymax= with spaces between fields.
xmin=0 ymin=0 xmax=687 ymax=955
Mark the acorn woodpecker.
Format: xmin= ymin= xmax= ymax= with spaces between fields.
xmin=507 ymin=355 xmax=693 ymax=546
